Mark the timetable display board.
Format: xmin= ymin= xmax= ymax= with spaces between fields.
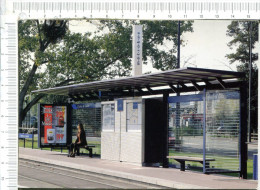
xmin=38 ymin=104 xmax=70 ymax=147
xmin=102 ymin=103 xmax=115 ymax=131
xmin=126 ymin=102 xmax=142 ymax=131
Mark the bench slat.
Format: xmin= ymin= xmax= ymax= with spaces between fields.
xmin=78 ymin=145 xmax=96 ymax=148
xmin=167 ymin=156 xmax=215 ymax=162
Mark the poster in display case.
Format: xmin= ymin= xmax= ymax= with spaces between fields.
xmin=38 ymin=104 xmax=71 ymax=148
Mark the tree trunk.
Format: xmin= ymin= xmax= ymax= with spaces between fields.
xmin=19 ymin=78 xmax=73 ymax=127
xmin=19 ymin=63 xmax=38 ymax=127
xmin=19 ymin=93 xmax=45 ymax=128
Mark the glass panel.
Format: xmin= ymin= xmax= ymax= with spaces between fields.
xmin=168 ymin=90 xmax=241 ymax=173
xmin=168 ymin=98 xmax=204 ymax=170
xmin=71 ymin=103 xmax=101 ymax=156
xmin=205 ymin=90 xmax=240 ymax=172
xmin=71 ymin=103 xmax=101 ymax=137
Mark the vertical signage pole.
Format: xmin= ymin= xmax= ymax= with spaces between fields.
xmin=132 ymin=25 xmax=143 ymax=76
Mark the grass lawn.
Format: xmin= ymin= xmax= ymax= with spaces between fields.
xmin=168 ymin=151 xmax=253 ymax=179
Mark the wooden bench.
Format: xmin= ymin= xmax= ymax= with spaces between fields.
xmin=68 ymin=145 xmax=95 ymax=158
xmin=167 ymin=156 xmax=215 ymax=171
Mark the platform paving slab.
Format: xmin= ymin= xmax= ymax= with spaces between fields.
xmin=19 ymin=148 xmax=257 ymax=189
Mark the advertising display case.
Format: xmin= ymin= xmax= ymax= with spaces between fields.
xmin=38 ymin=104 xmax=72 ymax=148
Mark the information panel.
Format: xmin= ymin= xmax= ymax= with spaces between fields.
xmin=102 ymin=104 xmax=115 ymax=131
xmin=38 ymin=104 xmax=68 ymax=147
xmin=126 ymin=102 xmax=142 ymax=131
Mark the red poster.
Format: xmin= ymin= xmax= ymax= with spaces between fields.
xmin=44 ymin=105 xmax=53 ymax=143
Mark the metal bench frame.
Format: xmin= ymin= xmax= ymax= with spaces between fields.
xmin=68 ymin=145 xmax=95 ymax=158
xmin=167 ymin=156 xmax=215 ymax=171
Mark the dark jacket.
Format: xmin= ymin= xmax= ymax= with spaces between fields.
xmin=75 ymin=130 xmax=87 ymax=145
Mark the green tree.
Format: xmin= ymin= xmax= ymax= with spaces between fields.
xmin=19 ymin=20 xmax=68 ymax=127
xmin=19 ymin=20 xmax=193 ymax=126
xmin=226 ymin=21 xmax=258 ymax=132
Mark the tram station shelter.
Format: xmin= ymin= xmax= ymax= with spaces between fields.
xmin=33 ymin=67 xmax=248 ymax=179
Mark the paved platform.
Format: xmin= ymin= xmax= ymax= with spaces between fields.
xmin=19 ymin=148 xmax=257 ymax=189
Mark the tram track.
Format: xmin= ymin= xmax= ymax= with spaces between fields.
xmin=19 ymin=164 xmax=118 ymax=189
xmin=19 ymin=158 xmax=167 ymax=189
xmin=19 ymin=174 xmax=64 ymax=188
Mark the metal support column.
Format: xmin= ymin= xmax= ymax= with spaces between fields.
xmin=203 ymin=88 xmax=206 ymax=173
xmin=37 ymin=104 xmax=41 ymax=148
xmin=240 ymin=83 xmax=248 ymax=179
xmin=32 ymin=133 xmax=34 ymax=149
xmin=162 ymin=91 xmax=169 ymax=168
xmin=248 ymin=21 xmax=252 ymax=142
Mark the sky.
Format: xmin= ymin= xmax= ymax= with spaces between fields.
xmin=181 ymin=20 xmax=236 ymax=70
xmin=69 ymin=20 xmax=241 ymax=74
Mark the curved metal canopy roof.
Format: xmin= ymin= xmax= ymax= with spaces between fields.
xmin=33 ymin=67 xmax=244 ymax=100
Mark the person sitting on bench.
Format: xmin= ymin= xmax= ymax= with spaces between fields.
xmin=68 ymin=123 xmax=87 ymax=157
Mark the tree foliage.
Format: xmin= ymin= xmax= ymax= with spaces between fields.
xmin=226 ymin=21 xmax=258 ymax=132
xmin=19 ymin=19 xmax=193 ymax=126
xmin=96 ymin=20 xmax=193 ymax=71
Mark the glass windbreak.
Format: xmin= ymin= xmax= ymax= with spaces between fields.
xmin=71 ymin=103 xmax=101 ymax=156
xmin=205 ymin=90 xmax=240 ymax=172
xmin=168 ymin=90 xmax=241 ymax=173
xmin=71 ymin=103 xmax=101 ymax=137
xmin=168 ymin=99 xmax=204 ymax=169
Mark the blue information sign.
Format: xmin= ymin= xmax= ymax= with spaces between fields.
xmin=72 ymin=103 xmax=101 ymax=109
xmin=168 ymin=94 xmax=203 ymax=103
xmin=117 ymin=99 xmax=123 ymax=111
xmin=19 ymin=133 xmax=33 ymax=139
xmin=133 ymin=102 xmax=138 ymax=109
